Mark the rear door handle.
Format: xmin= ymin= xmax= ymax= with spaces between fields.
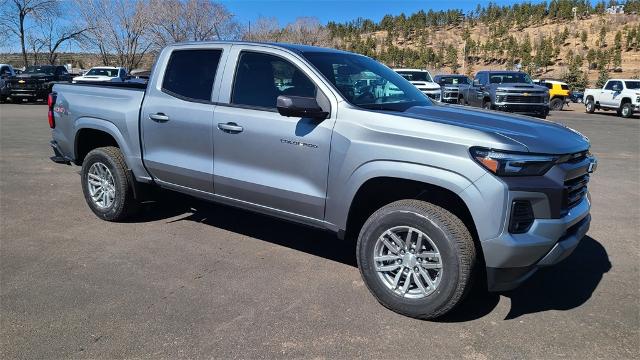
xmin=217 ymin=122 xmax=243 ymax=133
xmin=149 ymin=113 xmax=169 ymax=122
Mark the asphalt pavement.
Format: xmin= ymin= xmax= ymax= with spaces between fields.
xmin=1 ymin=103 xmax=638 ymax=359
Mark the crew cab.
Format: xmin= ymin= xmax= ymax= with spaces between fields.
xmin=458 ymin=71 xmax=550 ymax=118
xmin=433 ymin=74 xmax=472 ymax=104
xmin=584 ymin=79 xmax=639 ymax=118
xmin=73 ymin=67 xmax=128 ymax=83
xmin=49 ymin=41 xmax=596 ymax=320
xmin=394 ymin=68 xmax=441 ymax=101
xmin=5 ymin=65 xmax=71 ymax=102
xmin=0 ymin=64 xmax=16 ymax=103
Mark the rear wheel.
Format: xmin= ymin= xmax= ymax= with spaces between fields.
xmin=585 ymin=98 xmax=595 ymax=113
xmin=81 ymin=146 xmax=138 ymax=221
xmin=357 ymin=200 xmax=476 ymax=320
xmin=550 ymin=98 xmax=564 ymax=111
xmin=620 ymin=103 xmax=633 ymax=118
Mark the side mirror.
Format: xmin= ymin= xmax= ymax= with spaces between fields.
xmin=612 ymin=84 xmax=621 ymax=92
xmin=473 ymin=79 xmax=481 ymax=87
xmin=277 ymin=95 xmax=329 ymax=120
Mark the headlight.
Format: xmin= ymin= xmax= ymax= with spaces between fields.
xmin=496 ymin=95 xmax=505 ymax=102
xmin=470 ymin=148 xmax=558 ymax=176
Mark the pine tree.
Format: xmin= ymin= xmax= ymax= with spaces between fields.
xmin=596 ymin=68 xmax=609 ymax=88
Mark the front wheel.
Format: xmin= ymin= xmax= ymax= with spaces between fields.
xmin=482 ymin=100 xmax=492 ymax=110
xmin=585 ymin=98 xmax=595 ymax=113
xmin=81 ymin=146 xmax=138 ymax=221
xmin=550 ymin=98 xmax=564 ymax=111
xmin=357 ymin=200 xmax=476 ymax=320
xmin=620 ymin=103 xmax=633 ymax=118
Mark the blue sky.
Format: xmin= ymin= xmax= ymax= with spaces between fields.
xmin=221 ymin=0 xmax=534 ymax=26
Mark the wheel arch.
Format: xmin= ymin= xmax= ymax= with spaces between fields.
xmin=73 ymin=118 xmax=131 ymax=167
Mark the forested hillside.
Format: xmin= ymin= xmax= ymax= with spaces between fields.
xmin=328 ymin=0 xmax=640 ymax=89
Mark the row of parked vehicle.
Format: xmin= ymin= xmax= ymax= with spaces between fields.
xmin=0 ymin=64 xmax=147 ymax=103
xmin=393 ymin=68 xmax=638 ymax=119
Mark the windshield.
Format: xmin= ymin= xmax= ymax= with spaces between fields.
xmin=302 ymin=52 xmax=431 ymax=111
xmin=489 ymin=72 xmax=533 ymax=84
xmin=24 ymin=66 xmax=54 ymax=75
xmin=437 ymin=76 xmax=470 ymax=85
xmin=86 ymin=68 xmax=120 ymax=77
xmin=625 ymin=81 xmax=640 ymax=89
xmin=396 ymin=71 xmax=432 ymax=82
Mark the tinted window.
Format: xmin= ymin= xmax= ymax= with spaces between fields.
xmin=24 ymin=66 xmax=55 ymax=75
xmin=396 ymin=71 xmax=432 ymax=82
xmin=232 ymin=51 xmax=316 ymax=109
xmin=604 ymin=81 xmax=621 ymax=90
xmin=561 ymin=84 xmax=569 ymax=90
xmin=87 ymin=68 xmax=119 ymax=77
xmin=162 ymin=49 xmax=222 ymax=101
xmin=303 ymin=52 xmax=430 ymax=112
xmin=476 ymin=73 xmax=488 ymax=85
xmin=488 ymin=72 xmax=532 ymax=84
xmin=625 ymin=81 xmax=640 ymax=89
xmin=437 ymin=76 xmax=470 ymax=85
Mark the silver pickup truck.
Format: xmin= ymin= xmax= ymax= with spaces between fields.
xmin=49 ymin=41 xmax=596 ymax=319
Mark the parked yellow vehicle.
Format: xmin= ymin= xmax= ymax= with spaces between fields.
xmin=534 ymin=79 xmax=571 ymax=111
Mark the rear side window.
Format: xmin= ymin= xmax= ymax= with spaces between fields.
xmin=162 ymin=49 xmax=222 ymax=102
xmin=231 ymin=51 xmax=316 ymax=109
xmin=561 ymin=84 xmax=569 ymax=90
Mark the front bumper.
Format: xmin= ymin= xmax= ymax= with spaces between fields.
xmin=485 ymin=195 xmax=591 ymax=292
xmin=441 ymin=90 xmax=459 ymax=103
xmin=9 ymin=88 xmax=50 ymax=99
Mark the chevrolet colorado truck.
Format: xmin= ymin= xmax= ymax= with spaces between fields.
xmin=458 ymin=71 xmax=550 ymax=118
xmin=49 ymin=42 xmax=596 ymax=319
xmin=584 ymin=79 xmax=640 ymax=118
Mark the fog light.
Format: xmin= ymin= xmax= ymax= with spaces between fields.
xmin=509 ymin=200 xmax=534 ymax=234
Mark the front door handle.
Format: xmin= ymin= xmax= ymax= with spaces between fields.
xmin=149 ymin=113 xmax=170 ymax=122
xmin=218 ymin=122 xmax=243 ymax=133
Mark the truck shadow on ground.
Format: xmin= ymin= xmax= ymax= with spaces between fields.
xmin=136 ymin=192 xmax=611 ymax=322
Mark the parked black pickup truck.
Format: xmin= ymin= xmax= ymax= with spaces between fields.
xmin=5 ymin=65 xmax=71 ymax=102
xmin=433 ymin=74 xmax=472 ymax=104
xmin=458 ymin=71 xmax=550 ymax=118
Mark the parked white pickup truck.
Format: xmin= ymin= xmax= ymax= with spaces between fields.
xmin=584 ymin=79 xmax=640 ymax=118
xmin=73 ymin=67 xmax=128 ymax=83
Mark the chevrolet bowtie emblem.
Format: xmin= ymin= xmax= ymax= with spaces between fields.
xmin=523 ymin=92 xmax=530 ymax=96
xmin=18 ymin=80 xmax=25 ymax=83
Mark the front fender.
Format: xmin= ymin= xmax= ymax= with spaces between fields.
xmin=325 ymin=160 xmax=480 ymax=232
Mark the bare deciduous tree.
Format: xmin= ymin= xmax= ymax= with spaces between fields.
xmin=0 ymin=0 xmax=58 ymax=67
xmin=37 ymin=18 xmax=87 ymax=64
xmin=75 ymin=0 xmax=152 ymax=70
xmin=147 ymin=0 xmax=241 ymax=50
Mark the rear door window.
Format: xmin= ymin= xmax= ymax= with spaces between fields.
xmin=162 ymin=49 xmax=222 ymax=102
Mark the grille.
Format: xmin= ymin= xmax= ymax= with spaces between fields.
xmin=12 ymin=82 xmax=40 ymax=89
xmin=505 ymin=95 xmax=544 ymax=103
xmin=425 ymin=92 xmax=440 ymax=101
xmin=563 ymin=173 xmax=589 ymax=211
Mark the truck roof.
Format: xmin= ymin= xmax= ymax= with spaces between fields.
xmin=167 ymin=40 xmax=352 ymax=55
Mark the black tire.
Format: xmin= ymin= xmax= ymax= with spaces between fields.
xmin=357 ymin=200 xmax=476 ymax=320
xmin=620 ymin=102 xmax=633 ymax=118
xmin=585 ymin=98 xmax=595 ymax=113
xmin=550 ymin=98 xmax=564 ymax=111
xmin=81 ymin=146 xmax=138 ymax=221
xmin=482 ymin=100 xmax=492 ymax=110
xmin=458 ymin=96 xmax=465 ymax=105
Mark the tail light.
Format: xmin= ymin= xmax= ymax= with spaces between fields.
xmin=47 ymin=92 xmax=57 ymax=128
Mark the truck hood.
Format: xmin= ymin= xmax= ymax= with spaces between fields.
xmin=11 ymin=73 xmax=52 ymax=81
xmin=401 ymin=105 xmax=589 ymax=154
xmin=410 ymin=81 xmax=440 ymax=90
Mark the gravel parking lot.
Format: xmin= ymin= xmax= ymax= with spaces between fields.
xmin=1 ymin=103 xmax=638 ymax=359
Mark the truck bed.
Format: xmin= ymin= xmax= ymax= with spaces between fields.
xmin=51 ymin=82 xmax=149 ymax=181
